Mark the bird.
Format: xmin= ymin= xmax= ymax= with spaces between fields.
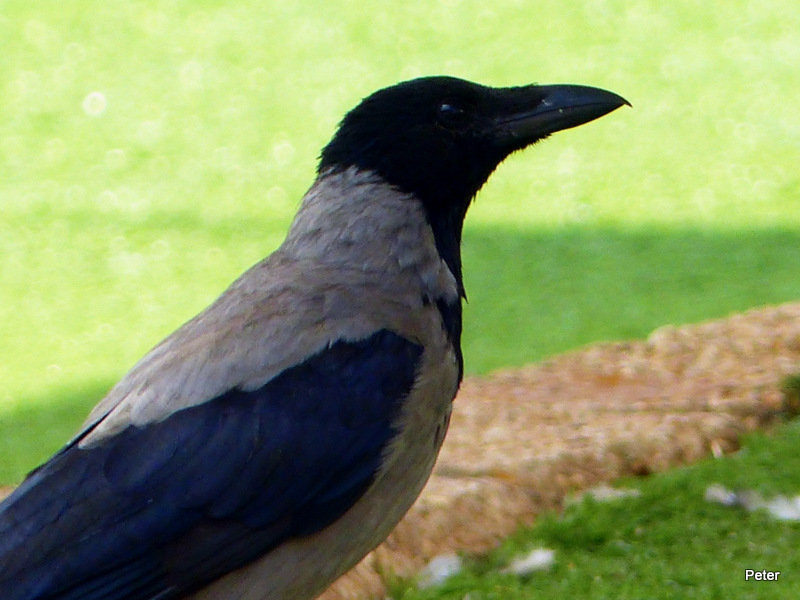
xmin=0 ymin=75 xmax=627 ymax=600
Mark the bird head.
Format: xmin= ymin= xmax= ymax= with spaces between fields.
xmin=318 ymin=76 xmax=628 ymax=289
xmin=320 ymin=76 xmax=627 ymax=213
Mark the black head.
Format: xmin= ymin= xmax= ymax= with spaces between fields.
xmin=319 ymin=76 xmax=628 ymax=290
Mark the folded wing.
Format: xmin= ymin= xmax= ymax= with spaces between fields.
xmin=0 ymin=329 xmax=422 ymax=600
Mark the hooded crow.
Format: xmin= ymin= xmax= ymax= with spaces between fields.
xmin=0 ymin=76 xmax=627 ymax=600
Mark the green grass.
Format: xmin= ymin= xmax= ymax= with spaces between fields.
xmin=463 ymin=225 xmax=800 ymax=370
xmin=390 ymin=419 xmax=800 ymax=599
xmin=1 ymin=0 xmax=799 ymax=483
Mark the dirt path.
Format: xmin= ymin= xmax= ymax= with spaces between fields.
xmin=2 ymin=303 xmax=799 ymax=599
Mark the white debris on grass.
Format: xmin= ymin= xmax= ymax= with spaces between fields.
xmin=501 ymin=547 xmax=556 ymax=576
xmin=566 ymin=484 xmax=641 ymax=506
xmin=704 ymin=484 xmax=800 ymax=521
xmin=735 ymin=489 xmax=768 ymax=513
xmin=764 ymin=495 xmax=800 ymax=521
xmin=704 ymin=483 xmax=739 ymax=506
xmin=417 ymin=553 xmax=463 ymax=589
xmin=586 ymin=484 xmax=642 ymax=502
xmin=417 ymin=547 xmax=557 ymax=589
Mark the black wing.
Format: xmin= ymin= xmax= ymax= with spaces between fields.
xmin=0 ymin=329 xmax=422 ymax=600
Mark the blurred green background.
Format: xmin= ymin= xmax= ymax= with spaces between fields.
xmin=1 ymin=0 xmax=799 ymax=483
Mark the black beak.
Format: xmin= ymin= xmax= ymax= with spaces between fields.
xmin=492 ymin=84 xmax=629 ymax=148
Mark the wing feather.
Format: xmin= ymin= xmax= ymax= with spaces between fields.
xmin=0 ymin=329 xmax=422 ymax=600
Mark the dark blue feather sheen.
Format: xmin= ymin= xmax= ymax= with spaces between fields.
xmin=0 ymin=329 xmax=423 ymax=600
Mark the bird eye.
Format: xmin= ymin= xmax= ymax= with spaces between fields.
xmin=437 ymin=101 xmax=471 ymax=130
